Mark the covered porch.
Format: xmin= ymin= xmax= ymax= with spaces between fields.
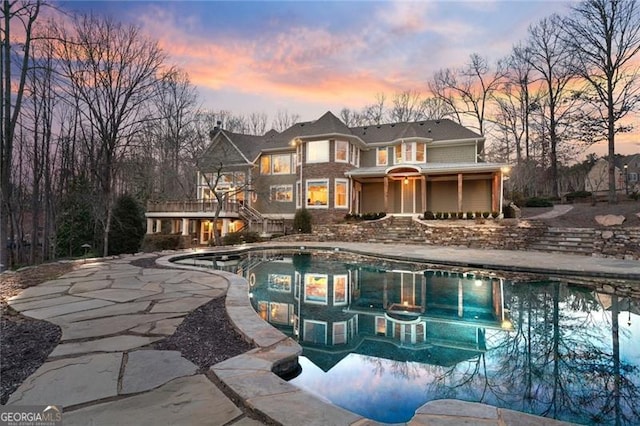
xmin=348 ymin=164 xmax=508 ymax=215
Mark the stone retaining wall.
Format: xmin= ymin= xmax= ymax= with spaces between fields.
xmin=277 ymin=217 xmax=640 ymax=260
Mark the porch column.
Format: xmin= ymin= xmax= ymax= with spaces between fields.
xmin=222 ymin=218 xmax=230 ymax=236
xmin=421 ymin=175 xmax=427 ymax=213
xmin=457 ymin=173 xmax=463 ymax=212
xmin=146 ymin=218 xmax=154 ymax=234
xmin=383 ymin=176 xmax=389 ymax=212
xmin=155 ymin=219 xmax=162 ymax=234
xmin=181 ymin=218 xmax=189 ymax=236
xmin=491 ymin=172 xmax=500 ymax=212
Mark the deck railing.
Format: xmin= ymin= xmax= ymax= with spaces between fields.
xmin=146 ymin=200 xmax=240 ymax=213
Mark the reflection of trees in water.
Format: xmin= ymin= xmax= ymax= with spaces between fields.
xmin=419 ymin=282 xmax=640 ymax=425
xmin=361 ymin=354 xmax=430 ymax=382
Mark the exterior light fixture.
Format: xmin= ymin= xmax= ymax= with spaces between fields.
xmin=404 ymin=177 xmax=409 ymax=185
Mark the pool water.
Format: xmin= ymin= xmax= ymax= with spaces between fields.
xmin=175 ymin=250 xmax=640 ymax=425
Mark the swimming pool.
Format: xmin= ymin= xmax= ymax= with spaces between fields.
xmin=175 ymin=249 xmax=640 ymax=425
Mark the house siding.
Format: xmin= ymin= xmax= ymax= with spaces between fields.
xmin=427 ymin=145 xmax=476 ymax=163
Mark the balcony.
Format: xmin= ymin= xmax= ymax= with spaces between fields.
xmin=146 ymin=200 xmax=240 ymax=214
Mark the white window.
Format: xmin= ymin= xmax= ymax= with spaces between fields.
xmin=394 ymin=145 xmax=402 ymax=164
xmin=303 ymin=320 xmax=327 ymax=344
xmin=270 ymin=185 xmax=293 ymax=202
xmin=306 ymin=179 xmax=328 ymax=208
xmin=377 ymin=148 xmax=388 ymax=166
xmin=333 ymin=275 xmax=348 ymax=305
xmin=272 ymin=154 xmax=292 ymax=174
xmin=335 ymin=140 xmax=348 ymax=163
xmin=350 ymin=144 xmax=360 ymax=166
xmin=399 ymin=142 xmax=426 ymax=163
xmin=304 ymin=274 xmax=328 ymax=304
xmin=260 ymin=156 xmax=270 ymax=175
xmin=334 ymin=179 xmax=348 ymax=209
xmin=307 ymin=140 xmax=329 ymax=163
xmin=333 ymin=322 xmax=347 ymax=345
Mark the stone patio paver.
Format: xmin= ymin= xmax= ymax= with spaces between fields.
xmin=62 ymin=375 xmax=242 ymax=426
xmin=50 ymin=335 xmax=164 ymax=357
xmin=120 ymin=350 xmax=198 ymax=394
xmin=7 ymin=353 xmax=122 ymax=407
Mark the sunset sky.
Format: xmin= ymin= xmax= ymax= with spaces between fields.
xmin=56 ymin=1 xmax=639 ymax=156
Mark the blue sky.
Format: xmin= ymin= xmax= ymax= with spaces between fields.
xmin=53 ymin=1 xmax=638 ymax=155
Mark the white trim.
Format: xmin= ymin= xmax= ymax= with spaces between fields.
xmin=306 ymin=140 xmax=330 ymax=164
xmin=334 ymin=179 xmax=349 ymax=209
xmin=306 ymin=178 xmax=329 ymax=209
xmin=269 ymin=184 xmax=294 ymax=202
xmin=304 ymin=274 xmax=328 ymax=305
xmin=333 ymin=274 xmax=348 ymax=305
xmin=376 ymin=147 xmax=388 ymax=166
xmin=335 ymin=140 xmax=349 ymax=163
xmin=303 ymin=319 xmax=327 ymax=344
xmin=332 ymin=321 xmax=347 ymax=345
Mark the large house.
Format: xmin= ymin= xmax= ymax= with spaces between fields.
xmin=145 ymin=111 xmax=509 ymax=244
xmin=585 ymin=154 xmax=640 ymax=196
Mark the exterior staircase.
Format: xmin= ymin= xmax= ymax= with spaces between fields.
xmin=527 ymin=227 xmax=597 ymax=256
xmin=366 ymin=216 xmax=425 ymax=244
xmin=239 ymin=204 xmax=284 ymax=235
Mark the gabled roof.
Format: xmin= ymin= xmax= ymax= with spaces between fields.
xmin=350 ymin=119 xmax=482 ymax=144
xmin=201 ymin=130 xmax=263 ymax=166
xmin=205 ymin=112 xmax=485 ymax=160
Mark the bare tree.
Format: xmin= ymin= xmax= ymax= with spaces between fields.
xmin=361 ymin=92 xmax=386 ymax=125
xmin=421 ymin=97 xmax=454 ymax=121
xmin=389 ymin=90 xmax=425 ymax=122
xmin=272 ymin=109 xmax=300 ymax=132
xmin=151 ymin=68 xmax=198 ymax=200
xmin=526 ymin=15 xmax=580 ymax=198
xmin=0 ymin=0 xmax=41 ymax=270
xmin=563 ymin=0 xmax=640 ymax=204
xmin=53 ymin=14 xmax=166 ymax=257
xmin=429 ymin=53 xmax=505 ymax=135
xmin=248 ymin=112 xmax=268 ymax=135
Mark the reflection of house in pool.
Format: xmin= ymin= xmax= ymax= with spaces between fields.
xmin=247 ymin=253 xmax=513 ymax=372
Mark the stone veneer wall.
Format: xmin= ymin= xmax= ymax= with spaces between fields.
xmin=277 ymin=218 xmax=640 ymax=260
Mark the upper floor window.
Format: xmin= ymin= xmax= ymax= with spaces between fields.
xmin=260 ymin=153 xmax=294 ymax=175
xmin=394 ymin=141 xmax=426 ymax=164
xmin=307 ymin=140 xmax=329 ymax=163
xmin=272 ymin=154 xmax=292 ymax=174
xmin=630 ymin=172 xmax=638 ymax=182
xmin=335 ymin=140 xmax=348 ymax=163
xmin=350 ymin=144 xmax=360 ymax=166
xmin=377 ymin=148 xmax=388 ymax=166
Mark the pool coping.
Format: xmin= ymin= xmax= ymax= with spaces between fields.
xmin=157 ymin=243 xmax=630 ymax=425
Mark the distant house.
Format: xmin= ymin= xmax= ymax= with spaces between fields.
xmin=585 ymin=154 xmax=640 ymax=196
xmin=145 ymin=111 xmax=509 ymax=245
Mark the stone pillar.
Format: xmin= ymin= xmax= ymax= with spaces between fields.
xmin=146 ymin=218 xmax=154 ymax=234
xmin=222 ymin=218 xmax=230 ymax=236
xmin=491 ymin=173 xmax=500 ymax=212
xmin=182 ymin=218 xmax=189 ymax=236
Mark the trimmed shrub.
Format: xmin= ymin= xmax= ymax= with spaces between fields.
xmin=474 ymin=211 xmax=482 ymax=219
xmin=524 ymin=197 xmax=553 ymax=207
xmin=466 ymin=211 xmax=474 ymax=219
xmin=456 ymin=212 xmax=464 ymax=219
xmin=361 ymin=211 xmax=386 ymax=220
xmin=294 ymin=208 xmax=312 ymax=233
xmin=565 ymin=190 xmax=592 ymax=202
xmin=423 ymin=211 xmax=435 ymax=220
xmin=435 ymin=212 xmax=443 ymax=219
xmin=141 ymin=234 xmax=181 ymax=252
xmin=482 ymin=211 xmax=491 ymax=218
xmin=491 ymin=211 xmax=500 ymax=219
